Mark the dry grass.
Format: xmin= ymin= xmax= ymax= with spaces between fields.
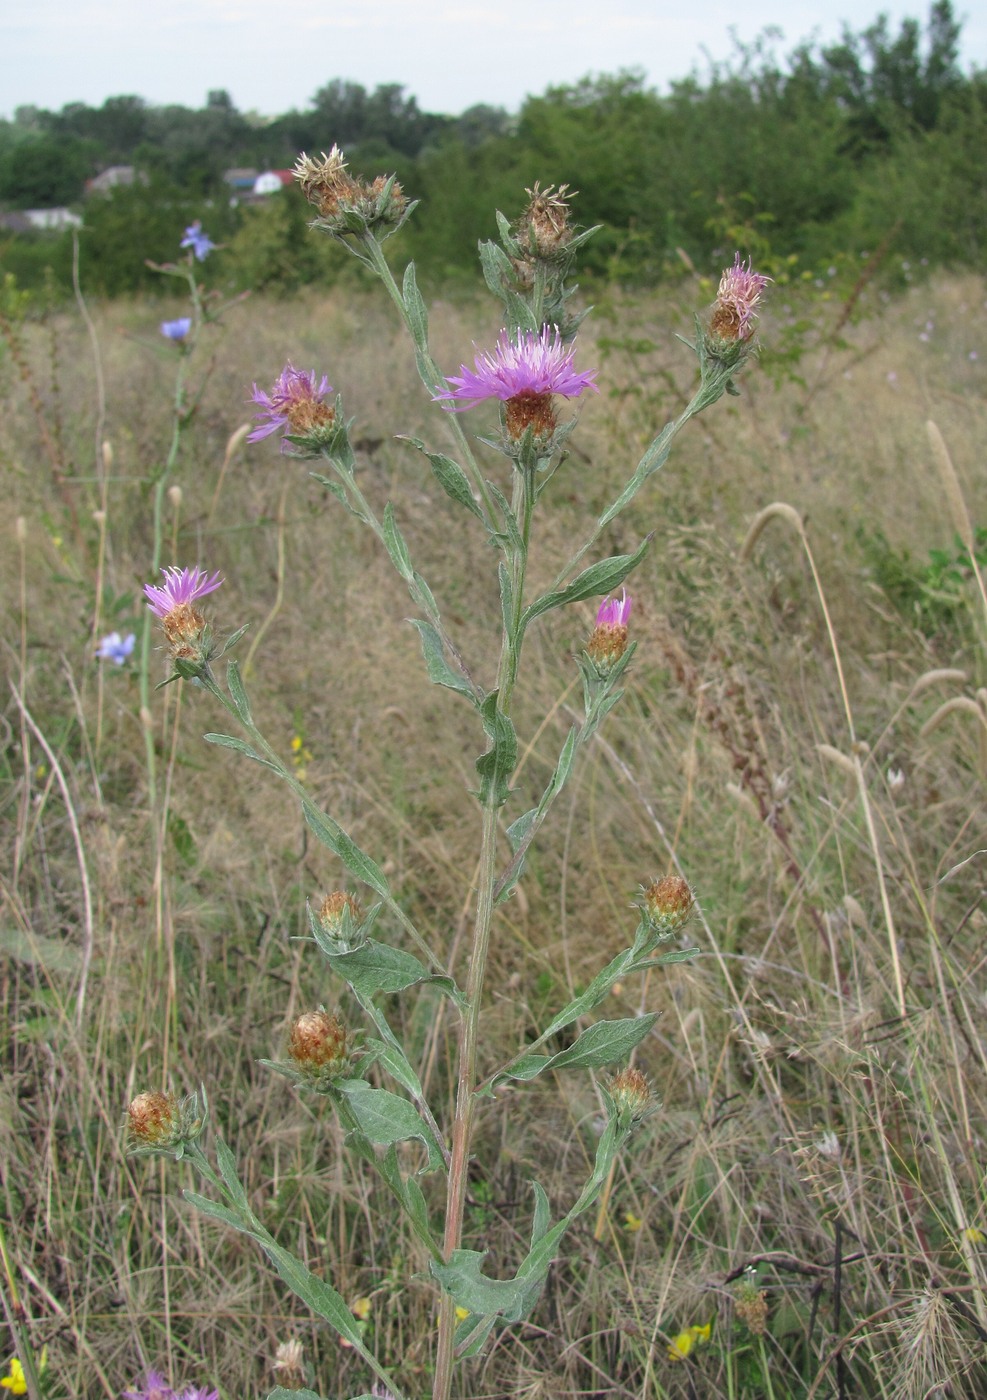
xmin=1 ymin=267 xmax=986 ymax=1399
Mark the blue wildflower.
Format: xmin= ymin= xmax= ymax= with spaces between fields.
xmin=95 ymin=631 xmax=136 ymax=665
xmin=160 ymin=318 xmax=192 ymax=341
xmin=180 ymin=222 xmax=215 ymax=261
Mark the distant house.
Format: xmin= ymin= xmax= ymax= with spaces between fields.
xmin=252 ymin=170 xmax=294 ymax=196
xmin=0 ymin=208 xmax=83 ymax=232
xmin=86 ymin=166 xmax=143 ymax=195
xmin=223 ymin=167 xmax=259 ymax=190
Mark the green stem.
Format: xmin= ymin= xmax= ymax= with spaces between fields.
xmin=359 ymin=234 xmax=498 ymax=526
xmin=199 ymin=672 xmax=440 ymax=971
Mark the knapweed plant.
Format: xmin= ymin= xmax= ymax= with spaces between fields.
xmin=128 ymin=153 xmax=769 ymax=1400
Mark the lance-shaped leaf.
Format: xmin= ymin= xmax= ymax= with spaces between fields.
xmin=300 ymin=800 xmax=391 ymax=900
xmin=522 ymin=536 xmax=652 ymax=629
xmin=475 ymin=691 xmax=517 ymax=808
xmin=382 ymin=502 xmax=413 ymax=581
xmin=338 ymin=1080 xmax=444 ymax=1173
xmin=402 ymin=262 xmax=429 ymax=350
xmin=226 ymin=659 xmax=253 ymax=724
xmin=326 ymin=938 xmax=460 ymax=1001
xmin=402 ymin=437 xmax=484 ymax=522
xmin=496 ymin=727 xmax=578 ymax=902
xmin=203 ymin=732 xmax=281 ymax=772
xmin=410 ymin=620 xmax=479 ymax=703
xmin=496 ymin=1014 xmax=657 ymax=1086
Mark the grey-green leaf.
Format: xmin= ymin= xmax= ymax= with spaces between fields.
xmin=410 ymin=620 xmax=477 ymax=702
xmin=383 ymin=502 xmax=414 ymax=581
xmin=338 ymin=1081 xmax=443 ymax=1173
xmin=522 ymin=537 xmax=652 ymax=628
xmin=203 ymin=733 xmax=280 ymax=772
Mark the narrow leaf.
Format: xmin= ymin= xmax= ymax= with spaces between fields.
xmin=382 ymin=502 xmax=413 ymax=581
xmin=301 ymin=802 xmax=390 ymax=899
xmin=338 ymin=1081 xmax=443 ymax=1173
xmin=523 ymin=537 xmax=652 ymax=628
xmin=226 ymin=660 xmax=252 ymax=723
xmin=402 ymin=262 xmax=429 ymax=350
xmin=409 ymin=620 xmax=477 ymax=702
xmin=203 ymin=733 xmax=280 ymax=772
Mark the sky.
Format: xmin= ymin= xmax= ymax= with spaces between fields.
xmin=2 ymin=0 xmax=984 ymax=121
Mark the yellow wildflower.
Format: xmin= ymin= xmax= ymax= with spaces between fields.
xmin=963 ymin=1227 xmax=985 ymax=1245
xmin=667 ymin=1321 xmax=712 ymax=1362
xmin=1 ymin=1358 xmax=26 ymax=1395
xmin=455 ymin=1306 xmax=470 ymax=1322
xmin=352 ymin=1296 xmax=372 ymax=1320
xmin=623 ymin=1211 xmax=643 ymax=1232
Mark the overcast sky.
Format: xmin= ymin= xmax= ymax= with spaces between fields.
xmin=2 ymin=0 xmax=984 ymax=120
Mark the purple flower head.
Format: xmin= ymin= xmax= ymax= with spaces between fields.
xmin=180 ymin=222 xmax=215 ymax=261
xmin=587 ymin=588 xmax=632 ymax=675
xmin=143 ymin=566 xmax=223 ymax=620
xmin=248 ymin=363 xmax=335 ymax=449
xmin=178 ymin=1389 xmax=219 ymax=1400
xmin=596 ymin=589 xmax=632 ymax=628
xmin=433 ymin=326 xmax=598 ymax=412
xmin=95 ymin=630 xmax=136 ymax=665
xmin=122 ymin=1371 xmax=177 ymax=1400
xmin=160 ymin=318 xmax=192 ymax=342
xmin=711 ymin=254 xmax=772 ymax=341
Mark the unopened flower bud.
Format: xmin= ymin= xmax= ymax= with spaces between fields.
xmin=607 ymin=1067 xmax=655 ymax=1124
xmin=101 ymin=440 xmax=114 ymax=471
xmin=126 ymin=1088 xmax=204 ymax=1156
xmin=319 ymin=890 xmax=362 ymax=934
xmin=168 ymin=485 xmax=183 ymax=508
xmin=586 ymin=590 xmax=632 ymax=676
xmin=287 ymin=1009 xmax=348 ymax=1085
xmin=643 ymin=875 xmax=694 ymax=936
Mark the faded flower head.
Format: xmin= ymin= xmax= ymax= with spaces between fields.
xmin=160 ymin=317 xmax=192 ymax=342
xmin=272 ymin=1339 xmax=306 ymax=1391
xmin=434 ymin=326 xmax=597 ymax=440
xmin=95 ymin=630 xmax=136 ymax=665
xmin=180 ymin=221 xmax=215 ymax=261
xmin=643 ymin=875 xmax=694 ymax=937
xmin=126 ymin=1090 xmax=203 ymax=1157
xmin=710 ymin=254 xmax=772 ymax=342
xmin=586 ymin=589 xmax=632 ymax=675
xmin=287 ymin=1009 xmax=349 ymax=1086
xmin=294 ymin=147 xmax=408 ymax=235
xmin=143 ymin=565 xmax=223 ymax=667
xmin=249 ymin=363 xmax=335 ymax=451
xmin=515 ymin=182 xmax=575 ymax=259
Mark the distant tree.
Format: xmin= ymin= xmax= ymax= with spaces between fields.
xmin=0 ymin=134 xmax=92 ymax=208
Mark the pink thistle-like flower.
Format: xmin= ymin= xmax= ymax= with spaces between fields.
xmin=710 ymin=254 xmax=772 ymax=341
xmin=143 ymin=566 xmax=223 ymax=662
xmin=586 ymin=589 xmax=633 ymax=675
xmin=596 ymin=589 xmax=632 ymax=628
xmin=248 ymin=363 xmax=335 ymax=448
xmin=434 ymin=326 xmax=597 ymax=415
xmin=123 ymin=1371 xmax=177 ymax=1400
xmin=143 ymin=566 xmax=223 ymax=620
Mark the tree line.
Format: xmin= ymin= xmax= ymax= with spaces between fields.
xmin=1 ymin=2 xmax=983 ymax=296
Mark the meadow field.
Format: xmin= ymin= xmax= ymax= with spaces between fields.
xmin=1 ymin=250 xmax=986 ymax=1400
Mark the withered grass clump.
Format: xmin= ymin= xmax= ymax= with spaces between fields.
xmin=1 ymin=272 xmax=986 ymax=1398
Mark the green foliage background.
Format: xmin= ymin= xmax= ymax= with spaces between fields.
xmin=1 ymin=2 xmax=984 ymax=296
